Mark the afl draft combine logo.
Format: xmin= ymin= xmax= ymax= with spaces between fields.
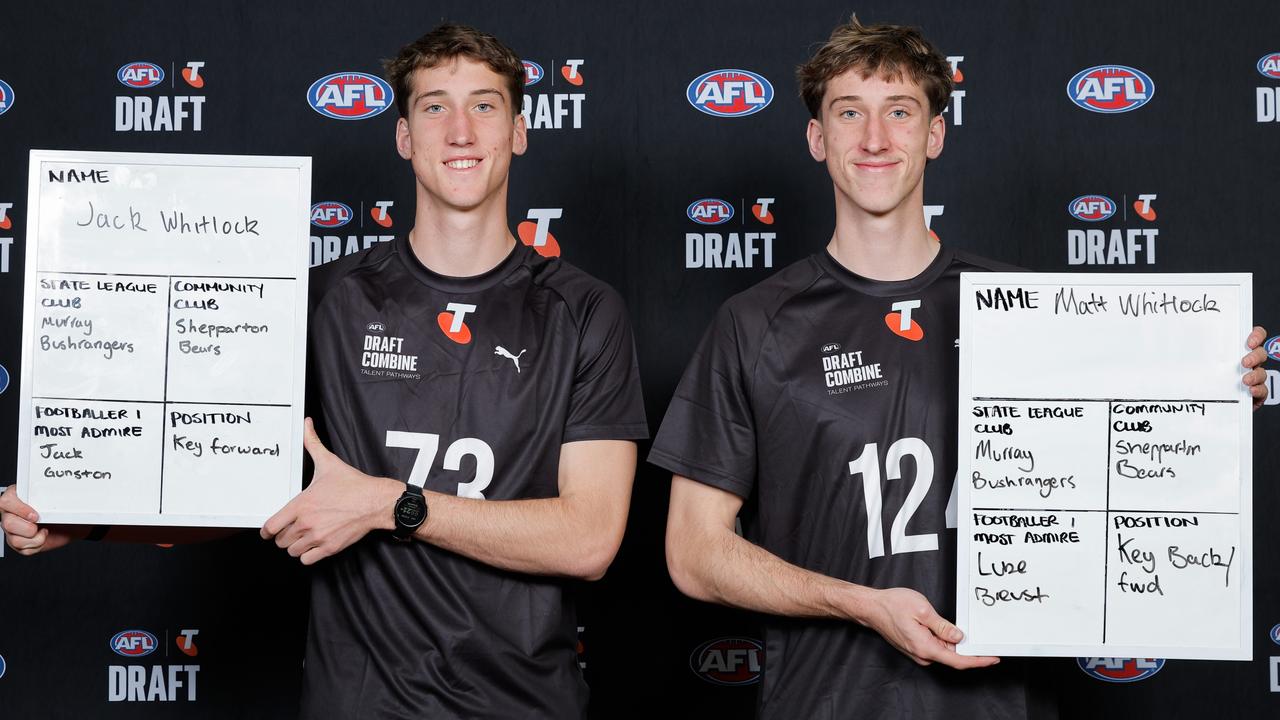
xmin=0 ymin=652 xmax=5 ymax=680
xmin=117 ymin=62 xmax=164 ymax=88
xmin=1269 ymin=622 xmax=1280 ymax=645
xmin=523 ymin=60 xmax=544 ymax=86
xmin=311 ymin=201 xmax=353 ymax=229
xmin=1076 ymin=657 xmax=1165 ymax=683
xmin=308 ymin=72 xmax=393 ymax=120
xmin=1067 ymin=65 xmax=1154 ymax=113
xmin=945 ymin=56 xmax=967 ymax=126
xmin=0 ymin=78 xmax=15 ymax=116
xmin=685 ymin=197 xmax=777 ymax=269
xmin=687 ymin=198 xmax=734 ymax=226
xmin=111 ymin=630 xmax=158 ymax=658
xmin=687 ymin=69 xmax=773 ymax=117
xmin=521 ymin=58 xmax=585 ymax=129
xmin=690 ymin=638 xmax=763 ymax=685
xmin=1257 ymin=53 xmax=1280 ymax=123
xmin=1068 ymin=195 xmax=1117 ymax=222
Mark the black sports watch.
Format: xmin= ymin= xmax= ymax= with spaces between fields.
xmin=392 ymin=483 xmax=427 ymax=541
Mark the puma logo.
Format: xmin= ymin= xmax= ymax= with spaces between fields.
xmin=494 ymin=345 xmax=527 ymax=373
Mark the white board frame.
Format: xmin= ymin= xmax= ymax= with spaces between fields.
xmin=956 ymin=272 xmax=1252 ymax=660
xmin=16 ymin=150 xmax=311 ymax=528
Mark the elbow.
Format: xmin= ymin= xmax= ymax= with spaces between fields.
xmin=665 ymin=524 xmax=713 ymax=602
xmin=569 ymin=531 xmax=623 ymax=582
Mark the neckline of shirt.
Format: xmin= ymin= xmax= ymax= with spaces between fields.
xmin=815 ymin=244 xmax=954 ymax=297
xmin=395 ymin=233 xmax=531 ymax=293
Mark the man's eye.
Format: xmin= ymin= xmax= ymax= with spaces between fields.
xmin=475 ymin=102 xmax=494 ymax=112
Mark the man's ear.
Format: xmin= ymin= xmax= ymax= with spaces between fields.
xmin=395 ymin=117 xmax=412 ymax=160
xmin=512 ymin=110 xmax=528 ymax=157
xmin=806 ymin=118 xmax=826 ymax=162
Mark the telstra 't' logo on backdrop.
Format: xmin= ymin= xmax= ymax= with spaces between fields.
xmin=1067 ymin=65 xmax=1154 ymax=113
xmin=687 ymin=69 xmax=773 ymax=117
xmin=518 ymin=209 xmax=562 ymax=257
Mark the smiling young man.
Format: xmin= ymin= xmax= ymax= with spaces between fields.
xmin=257 ymin=24 xmax=648 ymax=719
xmin=649 ymin=17 xmax=1270 ymax=719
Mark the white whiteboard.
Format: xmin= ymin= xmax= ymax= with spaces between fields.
xmin=16 ymin=150 xmax=311 ymax=527
xmin=956 ymin=272 xmax=1252 ymax=660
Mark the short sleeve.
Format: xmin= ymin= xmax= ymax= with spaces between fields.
xmin=562 ymin=287 xmax=649 ymax=443
xmin=648 ymin=303 xmax=757 ymax=498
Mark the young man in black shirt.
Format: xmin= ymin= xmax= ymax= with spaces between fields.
xmin=3 ymin=24 xmax=647 ymax=719
xmin=649 ymin=17 xmax=1270 ymax=719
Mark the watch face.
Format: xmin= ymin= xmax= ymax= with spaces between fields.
xmin=395 ymin=495 xmax=426 ymax=527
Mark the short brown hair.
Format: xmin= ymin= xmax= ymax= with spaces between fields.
xmin=797 ymin=16 xmax=953 ymax=119
xmin=383 ymin=23 xmax=525 ymax=118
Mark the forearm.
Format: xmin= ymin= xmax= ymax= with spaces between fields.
xmin=668 ymin=521 xmax=877 ymax=624
xmin=412 ymin=489 xmax=625 ymax=580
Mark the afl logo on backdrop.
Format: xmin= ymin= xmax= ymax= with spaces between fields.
xmin=308 ymin=72 xmax=393 ymax=120
xmin=689 ymin=638 xmax=764 ymax=685
xmin=687 ymin=198 xmax=734 ymax=225
xmin=1258 ymin=53 xmax=1280 ymax=79
xmin=1068 ymin=195 xmax=1117 ymax=222
xmin=110 ymin=630 xmax=158 ymax=658
xmin=310 ymin=201 xmax=353 ymax=229
xmin=0 ymin=79 xmax=13 ymax=116
xmin=687 ymin=70 xmax=773 ymax=117
xmin=1076 ymin=657 xmax=1165 ymax=682
xmin=523 ymin=60 xmax=544 ymax=86
xmin=1265 ymin=335 xmax=1280 ymax=362
xmin=1067 ymin=65 xmax=1154 ymax=113
xmin=117 ymin=62 xmax=165 ymax=89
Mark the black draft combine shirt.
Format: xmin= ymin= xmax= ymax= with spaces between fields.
xmin=301 ymin=237 xmax=647 ymax=719
xmin=650 ymin=246 xmax=1041 ymax=720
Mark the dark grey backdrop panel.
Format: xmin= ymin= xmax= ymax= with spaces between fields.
xmin=1 ymin=1 xmax=1277 ymax=717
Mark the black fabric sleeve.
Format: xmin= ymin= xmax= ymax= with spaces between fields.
xmin=648 ymin=302 xmax=757 ymax=498
xmin=562 ymin=286 xmax=649 ymax=443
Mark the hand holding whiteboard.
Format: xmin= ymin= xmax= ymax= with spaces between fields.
xmin=16 ymin=150 xmax=311 ymax=528
xmin=956 ymin=272 xmax=1252 ymax=661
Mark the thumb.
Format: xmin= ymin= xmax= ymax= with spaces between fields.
xmin=924 ymin=608 xmax=964 ymax=644
xmin=0 ymin=485 xmax=38 ymax=522
xmin=302 ymin=417 xmax=331 ymax=463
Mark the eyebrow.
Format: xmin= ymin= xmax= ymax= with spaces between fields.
xmin=827 ymin=94 xmax=923 ymax=108
xmin=413 ymin=88 xmax=505 ymax=106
